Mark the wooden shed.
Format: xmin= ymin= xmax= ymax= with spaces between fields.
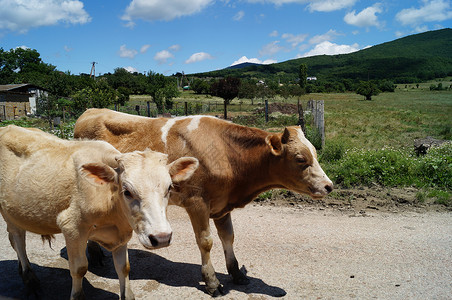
xmin=0 ymin=84 xmax=48 ymax=120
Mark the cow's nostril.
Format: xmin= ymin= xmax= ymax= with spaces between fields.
xmin=149 ymin=235 xmax=159 ymax=247
xmin=325 ymin=184 xmax=333 ymax=193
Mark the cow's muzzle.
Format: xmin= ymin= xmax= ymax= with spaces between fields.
xmin=148 ymin=232 xmax=172 ymax=249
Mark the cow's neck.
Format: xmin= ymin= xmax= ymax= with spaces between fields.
xmin=222 ymin=125 xmax=283 ymax=206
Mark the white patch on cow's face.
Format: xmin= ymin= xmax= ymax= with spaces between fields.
xmin=296 ymin=127 xmax=316 ymax=159
xmin=117 ymin=150 xmax=173 ymax=249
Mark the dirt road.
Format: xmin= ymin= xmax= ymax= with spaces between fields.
xmin=0 ymin=203 xmax=451 ymax=299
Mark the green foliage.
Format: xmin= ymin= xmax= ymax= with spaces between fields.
xmin=298 ymin=64 xmax=307 ymax=92
xmin=191 ymin=78 xmax=211 ymax=94
xmin=147 ymin=71 xmax=180 ymax=113
xmin=71 ymin=79 xmax=117 ymax=113
xmin=210 ymin=77 xmax=241 ymax=104
xmin=356 ymin=81 xmax=381 ymax=100
xmin=324 ymin=143 xmax=452 ymax=190
xmin=320 ymin=140 xmax=347 ymax=162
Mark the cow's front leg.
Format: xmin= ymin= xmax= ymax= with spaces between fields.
xmin=214 ymin=213 xmax=250 ymax=285
xmin=112 ymin=244 xmax=135 ymax=300
xmin=185 ymin=197 xmax=222 ymax=296
xmin=64 ymin=236 xmax=89 ymax=300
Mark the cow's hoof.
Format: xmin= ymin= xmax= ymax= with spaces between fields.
xmin=231 ymin=267 xmax=250 ymax=285
xmin=206 ymin=283 xmax=224 ymax=297
xmin=21 ymin=268 xmax=41 ymax=296
xmin=71 ymin=290 xmax=86 ymax=300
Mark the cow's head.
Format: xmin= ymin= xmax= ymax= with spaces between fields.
xmin=82 ymin=149 xmax=198 ymax=249
xmin=266 ymin=126 xmax=333 ymax=199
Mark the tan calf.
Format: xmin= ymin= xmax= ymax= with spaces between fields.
xmin=0 ymin=125 xmax=198 ymax=299
xmin=74 ymin=108 xmax=333 ymax=295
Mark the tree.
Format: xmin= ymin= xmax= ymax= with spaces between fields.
xmin=147 ymin=71 xmax=180 ymax=113
xmin=72 ymin=79 xmax=117 ymax=113
xmin=191 ymin=78 xmax=211 ymax=94
xmin=356 ymin=81 xmax=380 ymax=100
xmin=298 ymin=63 xmax=308 ymax=93
xmin=238 ymin=80 xmax=258 ymax=104
xmin=210 ymin=77 xmax=241 ymax=119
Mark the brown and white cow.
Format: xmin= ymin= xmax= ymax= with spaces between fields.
xmin=74 ymin=108 xmax=333 ymax=295
xmin=0 ymin=125 xmax=198 ymax=299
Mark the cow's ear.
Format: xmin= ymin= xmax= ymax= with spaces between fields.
xmin=81 ymin=163 xmax=117 ymax=186
xmin=266 ymin=134 xmax=284 ymax=156
xmin=281 ymin=127 xmax=290 ymax=144
xmin=168 ymin=157 xmax=199 ymax=183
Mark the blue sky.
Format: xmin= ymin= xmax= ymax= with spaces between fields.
xmin=1 ymin=0 xmax=451 ymax=76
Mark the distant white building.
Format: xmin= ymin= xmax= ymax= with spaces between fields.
xmin=307 ymin=76 xmax=317 ymax=81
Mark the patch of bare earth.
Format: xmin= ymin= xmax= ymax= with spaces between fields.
xmin=254 ymin=186 xmax=450 ymax=215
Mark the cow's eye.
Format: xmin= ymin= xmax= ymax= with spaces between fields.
xmin=296 ymin=157 xmax=307 ymax=164
xmin=166 ymin=185 xmax=172 ymax=195
xmin=123 ymin=189 xmax=132 ymax=198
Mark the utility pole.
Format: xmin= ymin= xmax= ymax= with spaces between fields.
xmin=90 ymin=62 xmax=97 ymax=79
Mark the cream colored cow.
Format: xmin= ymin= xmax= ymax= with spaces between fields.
xmin=0 ymin=125 xmax=198 ymax=299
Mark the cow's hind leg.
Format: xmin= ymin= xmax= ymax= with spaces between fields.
xmin=112 ymin=244 xmax=134 ymax=300
xmin=214 ymin=213 xmax=250 ymax=285
xmin=185 ymin=197 xmax=222 ymax=296
xmin=7 ymin=223 xmax=40 ymax=295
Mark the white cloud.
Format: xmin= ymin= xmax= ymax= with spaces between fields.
xmin=154 ymin=50 xmax=174 ymax=64
xmin=233 ymin=10 xmax=245 ymax=21
xmin=309 ymin=29 xmax=341 ymax=44
xmin=259 ymin=41 xmax=284 ymax=56
xmin=281 ymin=33 xmax=308 ymax=48
xmin=64 ymin=45 xmax=73 ymax=52
xmin=169 ymin=44 xmax=181 ymax=52
xmin=119 ymin=45 xmax=138 ymax=59
xmin=185 ymin=52 xmax=213 ymax=64
xmin=344 ymin=4 xmax=383 ymax=28
xmin=301 ymin=41 xmax=360 ymax=57
xmin=269 ymin=30 xmax=279 ymax=37
xmin=307 ymin=0 xmax=357 ymax=12
xmin=124 ymin=66 xmax=140 ymax=73
xmin=122 ymin=0 xmax=213 ymax=25
xmin=140 ymin=44 xmax=151 ymax=53
xmin=0 ymin=0 xmax=90 ymax=33
xmin=396 ymin=0 xmax=452 ymax=26
xmin=231 ymin=56 xmax=276 ymax=66
xmin=245 ymin=0 xmax=356 ymax=12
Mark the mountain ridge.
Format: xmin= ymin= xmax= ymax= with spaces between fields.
xmin=192 ymin=28 xmax=452 ymax=83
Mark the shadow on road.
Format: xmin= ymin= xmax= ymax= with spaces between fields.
xmin=65 ymin=245 xmax=287 ymax=297
xmin=0 ymin=260 xmax=117 ymax=300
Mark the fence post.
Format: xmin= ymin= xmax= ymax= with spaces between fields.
xmin=297 ymin=99 xmax=306 ymax=135
xmin=310 ymin=100 xmax=325 ymax=148
xmin=146 ymin=101 xmax=150 ymax=117
xmin=265 ymin=99 xmax=269 ymax=123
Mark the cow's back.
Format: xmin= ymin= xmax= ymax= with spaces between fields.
xmin=0 ymin=125 xmax=119 ymax=234
xmin=74 ymin=108 xmax=168 ymax=153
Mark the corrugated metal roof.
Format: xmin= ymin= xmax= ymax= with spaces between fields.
xmin=0 ymin=84 xmax=47 ymax=92
xmin=0 ymin=84 xmax=31 ymax=92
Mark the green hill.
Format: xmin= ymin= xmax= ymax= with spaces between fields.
xmin=192 ymin=28 xmax=452 ymax=83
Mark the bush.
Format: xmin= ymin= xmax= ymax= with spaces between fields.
xmin=325 ymin=143 xmax=452 ymax=190
xmin=320 ymin=140 xmax=347 ymax=162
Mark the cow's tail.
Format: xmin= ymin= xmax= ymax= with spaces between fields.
xmin=41 ymin=234 xmax=56 ymax=249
